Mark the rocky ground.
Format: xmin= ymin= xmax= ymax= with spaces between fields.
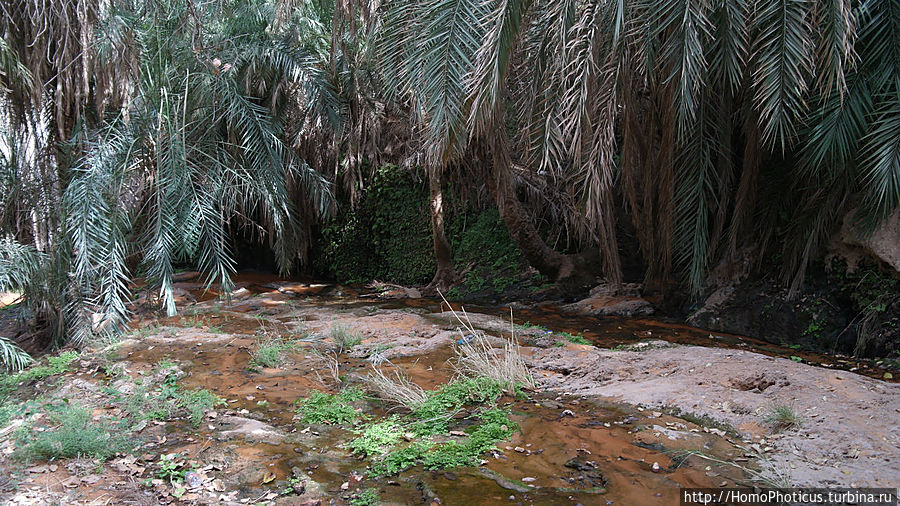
xmin=0 ymin=279 xmax=897 ymax=505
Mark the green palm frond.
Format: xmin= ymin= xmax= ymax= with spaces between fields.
xmin=654 ymin=0 xmax=713 ymax=134
xmin=0 ymin=336 xmax=31 ymax=372
xmin=468 ymin=0 xmax=534 ymax=136
xmin=751 ymin=0 xmax=814 ymax=151
xmin=857 ymin=97 xmax=900 ymax=226
xmin=813 ymin=0 xmax=856 ymax=98
xmin=708 ymin=0 xmax=748 ymax=94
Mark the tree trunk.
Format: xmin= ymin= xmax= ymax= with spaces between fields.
xmin=425 ymin=165 xmax=458 ymax=293
xmin=482 ymin=133 xmax=586 ymax=284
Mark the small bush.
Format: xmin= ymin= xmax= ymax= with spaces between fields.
xmin=347 ymin=417 xmax=404 ymax=456
xmin=15 ymin=404 xmax=131 ymax=461
xmin=559 ymin=332 xmax=590 ymax=345
xmin=251 ymin=338 xmax=296 ymax=368
xmin=349 ymin=489 xmax=380 ymax=506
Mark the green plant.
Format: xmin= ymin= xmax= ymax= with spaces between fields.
xmin=349 ymin=488 xmax=380 ymax=506
xmin=250 ymin=338 xmax=296 ymax=368
xmin=295 ymin=388 xmax=366 ymax=425
xmin=330 ymin=324 xmax=362 ymax=353
xmin=0 ymin=351 xmax=79 ymax=400
xmin=176 ymin=389 xmax=225 ymax=428
xmin=155 ymin=453 xmax=187 ymax=483
xmin=517 ymin=321 xmax=548 ymax=332
xmin=347 ymin=417 xmax=405 ymax=456
xmin=765 ymin=404 xmax=803 ymax=430
xmin=559 ymin=332 xmax=590 ymax=345
xmin=0 ymin=336 xmax=31 ymax=372
xmin=14 ymin=404 xmax=132 ymax=461
xmin=412 ymin=376 xmax=505 ymax=434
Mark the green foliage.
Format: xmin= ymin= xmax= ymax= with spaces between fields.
xmin=449 ymin=208 xmax=521 ymax=270
xmin=0 ymin=335 xmax=31 ymax=373
xmin=347 ymin=417 xmax=404 ymax=456
xmin=155 ymin=453 xmax=187 ymax=483
xmin=368 ymin=442 xmax=431 ymax=477
xmin=445 ymin=207 xmax=524 ymax=297
xmin=412 ymin=377 xmax=504 ymax=434
xmin=365 ymin=408 xmax=517 ymax=476
xmin=330 ymin=323 xmax=362 ymax=353
xmin=558 ymin=332 xmax=590 ymax=345
xmin=829 ymin=262 xmax=900 ymax=314
xmin=348 ymin=375 xmax=516 ymax=477
xmin=250 ymin=338 xmax=296 ymax=368
xmin=295 ymin=388 xmax=365 ymax=425
xmin=0 ymin=351 xmax=79 ymax=401
xmin=14 ymin=404 xmax=132 ymax=462
xmin=120 ymin=371 xmax=221 ymax=427
xmin=176 ymin=389 xmax=225 ymax=428
xmin=349 ymin=489 xmax=380 ymax=506
xmin=517 ymin=321 xmax=548 ymax=332
xmin=316 ymin=165 xmax=434 ymax=285
xmin=765 ymin=404 xmax=803 ymax=430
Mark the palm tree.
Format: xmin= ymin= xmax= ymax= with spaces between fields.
xmin=377 ymin=0 xmax=900 ymax=295
xmin=0 ymin=0 xmax=338 ymax=344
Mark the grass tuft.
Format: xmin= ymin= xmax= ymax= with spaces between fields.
xmin=330 ymin=323 xmax=363 ymax=353
xmin=177 ymin=388 xmax=225 ymax=427
xmin=362 ymin=366 xmax=427 ymax=411
xmin=765 ymin=403 xmax=803 ymax=430
xmin=250 ymin=337 xmax=296 ymax=368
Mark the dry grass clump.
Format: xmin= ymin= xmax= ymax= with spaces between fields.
xmin=362 ymin=366 xmax=428 ymax=411
xmin=440 ymin=294 xmax=535 ymax=391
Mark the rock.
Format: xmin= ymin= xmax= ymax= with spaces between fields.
xmin=216 ymin=415 xmax=286 ymax=444
xmin=829 ymin=207 xmax=900 ymax=275
xmin=184 ymin=471 xmax=203 ymax=489
xmin=561 ymin=289 xmax=654 ymax=317
xmin=652 ymin=462 xmax=660 ymax=473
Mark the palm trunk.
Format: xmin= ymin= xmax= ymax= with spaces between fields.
xmin=482 ymin=133 xmax=582 ymax=282
xmin=425 ymin=165 xmax=457 ymax=292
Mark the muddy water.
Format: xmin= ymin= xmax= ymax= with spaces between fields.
xmin=117 ymin=284 xmax=756 ymax=505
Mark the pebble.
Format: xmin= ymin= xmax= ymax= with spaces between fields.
xmin=651 ymin=462 xmax=660 ymax=472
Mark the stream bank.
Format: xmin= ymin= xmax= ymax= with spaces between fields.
xmin=0 ymin=278 xmax=897 ymax=504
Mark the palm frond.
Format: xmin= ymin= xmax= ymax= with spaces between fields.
xmin=751 ymin=0 xmax=814 ymax=151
